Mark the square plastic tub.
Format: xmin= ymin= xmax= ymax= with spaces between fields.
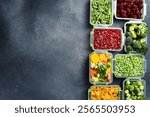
xmin=114 ymin=0 xmax=147 ymax=21
xmin=90 ymin=27 xmax=125 ymax=52
xmin=124 ymin=21 xmax=148 ymax=54
xmin=90 ymin=0 xmax=113 ymax=27
xmin=89 ymin=52 xmax=113 ymax=85
xmin=122 ymin=78 xmax=146 ymax=100
xmin=113 ymin=54 xmax=147 ymax=78
xmin=88 ymin=85 xmax=121 ymax=100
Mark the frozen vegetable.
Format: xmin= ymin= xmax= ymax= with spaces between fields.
xmin=91 ymin=0 xmax=112 ymax=25
xmin=90 ymin=53 xmax=112 ymax=84
xmin=94 ymin=29 xmax=121 ymax=50
xmin=117 ymin=0 xmax=143 ymax=19
xmin=90 ymin=86 xmax=120 ymax=100
xmin=115 ymin=55 xmax=144 ymax=77
xmin=124 ymin=79 xmax=145 ymax=100
xmin=125 ymin=23 xmax=148 ymax=55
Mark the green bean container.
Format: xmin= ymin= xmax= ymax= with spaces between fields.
xmin=90 ymin=0 xmax=113 ymax=27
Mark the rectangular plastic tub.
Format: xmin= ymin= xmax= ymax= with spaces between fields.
xmin=88 ymin=85 xmax=121 ymax=100
xmin=113 ymin=54 xmax=147 ymax=78
xmin=122 ymin=78 xmax=146 ymax=100
xmin=124 ymin=21 xmax=148 ymax=54
xmin=90 ymin=0 xmax=113 ymax=27
xmin=114 ymin=0 xmax=147 ymax=21
xmin=89 ymin=52 xmax=113 ymax=85
xmin=90 ymin=27 xmax=124 ymax=52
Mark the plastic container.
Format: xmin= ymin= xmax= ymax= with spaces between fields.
xmin=90 ymin=27 xmax=124 ymax=52
xmin=89 ymin=52 xmax=113 ymax=85
xmin=115 ymin=0 xmax=147 ymax=21
xmin=90 ymin=0 xmax=113 ymax=27
xmin=88 ymin=85 xmax=121 ymax=100
xmin=113 ymin=54 xmax=147 ymax=78
xmin=122 ymin=78 xmax=146 ymax=100
xmin=124 ymin=21 xmax=148 ymax=54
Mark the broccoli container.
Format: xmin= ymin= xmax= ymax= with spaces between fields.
xmin=90 ymin=27 xmax=124 ymax=52
xmin=114 ymin=54 xmax=147 ymax=78
xmin=124 ymin=21 xmax=148 ymax=55
xmin=88 ymin=85 xmax=121 ymax=100
xmin=115 ymin=0 xmax=147 ymax=21
xmin=89 ymin=52 xmax=113 ymax=85
xmin=123 ymin=78 xmax=146 ymax=100
xmin=90 ymin=0 xmax=113 ymax=26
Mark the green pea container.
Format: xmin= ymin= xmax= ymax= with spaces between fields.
xmin=113 ymin=54 xmax=147 ymax=78
xmin=122 ymin=78 xmax=146 ymax=100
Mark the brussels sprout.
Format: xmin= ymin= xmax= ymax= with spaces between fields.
xmin=126 ymin=45 xmax=133 ymax=53
xmin=126 ymin=36 xmax=133 ymax=45
xmin=132 ymin=40 xmax=142 ymax=49
xmin=130 ymin=31 xmax=137 ymax=38
xmin=137 ymin=24 xmax=149 ymax=38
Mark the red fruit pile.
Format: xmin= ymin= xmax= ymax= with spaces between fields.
xmin=94 ymin=29 xmax=121 ymax=50
xmin=117 ymin=0 xmax=143 ymax=19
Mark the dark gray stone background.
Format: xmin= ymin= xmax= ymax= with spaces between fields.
xmin=0 ymin=0 xmax=149 ymax=100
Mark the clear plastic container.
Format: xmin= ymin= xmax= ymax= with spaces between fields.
xmin=89 ymin=52 xmax=113 ymax=85
xmin=122 ymin=78 xmax=146 ymax=100
xmin=113 ymin=54 xmax=147 ymax=78
xmin=90 ymin=0 xmax=113 ymax=27
xmin=88 ymin=85 xmax=121 ymax=100
xmin=90 ymin=27 xmax=125 ymax=52
xmin=124 ymin=21 xmax=148 ymax=54
xmin=114 ymin=0 xmax=147 ymax=21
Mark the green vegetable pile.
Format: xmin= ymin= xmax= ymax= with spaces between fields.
xmin=126 ymin=23 xmax=149 ymax=55
xmin=116 ymin=55 xmax=144 ymax=77
xmin=91 ymin=0 xmax=112 ymax=25
xmin=124 ymin=79 xmax=145 ymax=100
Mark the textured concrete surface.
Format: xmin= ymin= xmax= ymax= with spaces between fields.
xmin=0 ymin=0 xmax=149 ymax=100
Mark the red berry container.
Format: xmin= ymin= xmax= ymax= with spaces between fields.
xmin=90 ymin=27 xmax=125 ymax=52
xmin=115 ymin=0 xmax=147 ymax=21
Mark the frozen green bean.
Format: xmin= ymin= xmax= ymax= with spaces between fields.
xmin=91 ymin=0 xmax=112 ymax=25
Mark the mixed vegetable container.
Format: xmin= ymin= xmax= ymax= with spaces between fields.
xmin=88 ymin=0 xmax=148 ymax=100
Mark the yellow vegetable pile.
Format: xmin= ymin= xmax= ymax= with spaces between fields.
xmin=91 ymin=86 xmax=120 ymax=100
